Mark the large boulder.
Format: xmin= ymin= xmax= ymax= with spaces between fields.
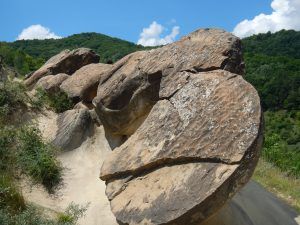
xmin=93 ymin=29 xmax=243 ymax=137
xmin=60 ymin=63 xmax=112 ymax=103
xmin=95 ymin=29 xmax=263 ymax=225
xmin=52 ymin=108 xmax=93 ymax=151
xmin=35 ymin=73 xmax=69 ymax=93
xmin=24 ymin=48 xmax=100 ymax=87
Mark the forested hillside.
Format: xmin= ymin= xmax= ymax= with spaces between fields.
xmin=0 ymin=33 xmax=148 ymax=76
xmin=243 ymin=30 xmax=300 ymax=177
xmin=6 ymin=33 xmax=146 ymax=64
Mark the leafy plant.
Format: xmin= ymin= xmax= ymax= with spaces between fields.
xmin=34 ymin=88 xmax=74 ymax=113
xmin=16 ymin=126 xmax=62 ymax=192
xmin=57 ymin=203 xmax=89 ymax=224
xmin=0 ymin=81 xmax=29 ymax=121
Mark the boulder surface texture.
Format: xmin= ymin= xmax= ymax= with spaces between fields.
xmin=25 ymin=48 xmax=100 ymax=87
xmin=95 ymin=29 xmax=263 ymax=225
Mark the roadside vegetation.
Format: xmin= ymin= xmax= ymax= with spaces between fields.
xmin=254 ymin=159 xmax=300 ymax=212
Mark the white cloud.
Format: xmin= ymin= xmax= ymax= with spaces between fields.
xmin=17 ymin=24 xmax=62 ymax=40
xmin=233 ymin=0 xmax=300 ymax=38
xmin=137 ymin=21 xmax=180 ymax=46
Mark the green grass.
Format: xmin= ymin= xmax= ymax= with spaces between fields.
xmin=0 ymin=81 xmax=29 ymax=122
xmin=0 ymin=172 xmax=25 ymax=213
xmin=16 ymin=126 xmax=62 ymax=192
xmin=254 ymin=159 xmax=300 ymax=212
xmin=0 ymin=203 xmax=87 ymax=225
xmin=0 ymin=125 xmax=62 ymax=192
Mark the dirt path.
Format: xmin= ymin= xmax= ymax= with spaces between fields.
xmin=21 ymin=111 xmax=118 ymax=225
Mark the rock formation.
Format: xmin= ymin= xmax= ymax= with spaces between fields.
xmin=24 ymin=48 xmax=100 ymax=87
xmin=95 ymin=29 xmax=263 ymax=225
xmin=52 ymin=108 xmax=93 ymax=151
xmin=60 ymin=63 xmax=112 ymax=103
xmin=28 ymin=28 xmax=263 ymax=225
xmin=35 ymin=73 xmax=69 ymax=93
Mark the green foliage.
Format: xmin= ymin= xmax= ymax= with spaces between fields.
xmin=0 ymin=203 xmax=87 ymax=225
xmin=5 ymin=32 xmax=149 ymax=64
xmin=242 ymin=30 xmax=300 ymax=178
xmin=0 ymin=173 xmax=25 ymax=213
xmin=34 ymin=88 xmax=74 ymax=113
xmin=0 ymin=125 xmax=62 ymax=192
xmin=0 ymin=42 xmax=44 ymax=75
xmin=261 ymin=111 xmax=300 ymax=177
xmin=17 ymin=126 xmax=62 ymax=191
xmin=243 ymin=29 xmax=300 ymax=59
xmin=57 ymin=203 xmax=89 ymax=224
xmin=0 ymin=81 xmax=29 ymax=120
xmin=0 ymin=80 xmax=62 ymax=192
xmin=244 ymin=54 xmax=300 ymax=110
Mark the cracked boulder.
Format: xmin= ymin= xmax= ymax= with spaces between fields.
xmin=25 ymin=48 xmax=100 ymax=87
xmin=96 ymin=29 xmax=263 ymax=225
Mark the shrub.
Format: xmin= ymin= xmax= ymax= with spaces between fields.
xmin=0 ymin=173 xmax=25 ymax=213
xmin=34 ymin=88 xmax=74 ymax=113
xmin=0 ymin=203 xmax=88 ymax=225
xmin=16 ymin=126 xmax=62 ymax=192
xmin=0 ymin=125 xmax=62 ymax=192
xmin=57 ymin=203 xmax=89 ymax=224
xmin=0 ymin=81 xmax=29 ymax=122
xmin=262 ymin=132 xmax=300 ymax=177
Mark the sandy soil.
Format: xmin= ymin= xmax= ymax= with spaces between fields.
xmin=21 ymin=111 xmax=118 ymax=225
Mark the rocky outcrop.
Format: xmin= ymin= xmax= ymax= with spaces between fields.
xmin=25 ymin=48 xmax=100 ymax=87
xmin=35 ymin=73 xmax=69 ymax=93
xmin=60 ymin=63 xmax=112 ymax=102
xmin=93 ymin=29 xmax=244 ymax=137
xmin=95 ymin=29 xmax=263 ymax=225
xmin=52 ymin=108 xmax=93 ymax=151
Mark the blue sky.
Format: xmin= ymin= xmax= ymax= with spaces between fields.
xmin=1 ymin=0 xmax=299 ymax=45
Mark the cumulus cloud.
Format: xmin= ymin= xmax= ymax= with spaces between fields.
xmin=137 ymin=21 xmax=180 ymax=46
xmin=233 ymin=0 xmax=300 ymax=38
xmin=17 ymin=24 xmax=62 ymax=40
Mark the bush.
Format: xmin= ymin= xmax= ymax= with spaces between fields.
xmin=16 ymin=126 xmax=62 ymax=192
xmin=0 ymin=173 xmax=25 ymax=213
xmin=0 ymin=203 xmax=87 ymax=225
xmin=57 ymin=203 xmax=89 ymax=224
xmin=262 ymin=119 xmax=300 ymax=177
xmin=34 ymin=88 xmax=74 ymax=113
xmin=0 ymin=125 xmax=62 ymax=192
xmin=0 ymin=81 xmax=29 ymax=122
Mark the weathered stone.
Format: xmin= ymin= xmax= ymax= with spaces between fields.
xmin=60 ymin=63 xmax=112 ymax=102
xmin=93 ymin=29 xmax=243 ymax=137
xmin=25 ymin=48 xmax=100 ymax=87
xmin=95 ymin=29 xmax=263 ymax=225
xmin=35 ymin=73 xmax=69 ymax=93
xmin=52 ymin=108 xmax=93 ymax=151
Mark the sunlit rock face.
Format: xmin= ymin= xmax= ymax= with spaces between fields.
xmin=94 ymin=29 xmax=263 ymax=225
xmin=24 ymin=48 xmax=100 ymax=88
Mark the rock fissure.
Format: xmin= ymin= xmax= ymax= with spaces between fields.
xmin=102 ymin=155 xmax=241 ymax=182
